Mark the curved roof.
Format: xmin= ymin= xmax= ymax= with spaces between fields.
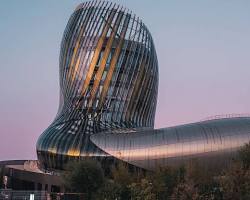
xmin=91 ymin=117 xmax=250 ymax=170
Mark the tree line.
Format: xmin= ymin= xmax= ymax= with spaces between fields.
xmin=62 ymin=142 xmax=250 ymax=199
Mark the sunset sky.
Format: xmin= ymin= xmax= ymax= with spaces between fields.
xmin=1 ymin=0 xmax=250 ymax=160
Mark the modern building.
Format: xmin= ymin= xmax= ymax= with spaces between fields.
xmin=2 ymin=0 xmax=250 ymax=193
xmin=36 ymin=0 xmax=250 ymax=171
xmin=36 ymin=0 xmax=158 ymax=171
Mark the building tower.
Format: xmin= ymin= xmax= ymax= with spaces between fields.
xmin=36 ymin=1 xmax=158 ymax=170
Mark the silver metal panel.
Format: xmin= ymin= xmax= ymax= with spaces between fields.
xmin=91 ymin=117 xmax=250 ymax=170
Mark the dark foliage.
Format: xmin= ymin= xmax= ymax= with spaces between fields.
xmin=62 ymin=159 xmax=104 ymax=199
xmin=62 ymin=142 xmax=250 ymax=200
xmin=0 ymin=167 xmax=3 ymax=189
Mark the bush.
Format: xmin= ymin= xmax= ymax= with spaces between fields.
xmin=219 ymin=142 xmax=250 ymax=200
xmin=94 ymin=179 xmax=122 ymax=200
xmin=129 ymin=178 xmax=156 ymax=200
xmin=0 ymin=167 xmax=3 ymax=189
xmin=238 ymin=142 xmax=250 ymax=170
xmin=62 ymin=159 xmax=104 ymax=199
xmin=62 ymin=142 xmax=250 ymax=200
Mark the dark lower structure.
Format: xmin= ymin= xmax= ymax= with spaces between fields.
xmin=0 ymin=160 xmax=63 ymax=197
xmin=1 ymin=161 xmax=62 ymax=191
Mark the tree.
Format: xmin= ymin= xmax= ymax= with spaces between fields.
xmin=219 ymin=142 xmax=250 ymax=200
xmin=219 ymin=162 xmax=250 ymax=200
xmin=129 ymin=178 xmax=156 ymax=200
xmin=238 ymin=142 xmax=250 ymax=170
xmin=0 ymin=166 xmax=3 ymax=189
xmin=147 ymin=166 xmax=185 ymax=199
xmin=171 ymin=180 xmax=199 ymax=200
xmin=186 ymin=159 xmax=222 ymax=199
xmin=62 ymin=159 xmax=104 ymax=199
xmin=112 ymin=162 xmax=132 ymax=186
xmin=94 ymin=179 xmax=122 ymax=200
xmin=110 ymin=162 xmax=133 ymax=200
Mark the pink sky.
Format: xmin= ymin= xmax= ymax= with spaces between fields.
xmin=1 ymin=0 xmax=250 ymax=160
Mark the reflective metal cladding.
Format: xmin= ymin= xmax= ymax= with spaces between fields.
xmin=36 ymin=1 xmax=250 ymax=171
xmin=91 ymin=117 xmax=250 ymax=170
xmin=36 ymin=1 xmax=158 ymax=170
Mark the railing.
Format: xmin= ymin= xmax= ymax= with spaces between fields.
xmin=0 ymin=190 xmax=46 ymax=200
xmin=0 ymin=190 xmax=86 ymax=200
xmin=200 ymin=113 xmax=250 ymax=122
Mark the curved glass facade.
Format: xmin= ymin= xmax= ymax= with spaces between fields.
xmin=37 ymin=1 xmax=250 ymax=171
